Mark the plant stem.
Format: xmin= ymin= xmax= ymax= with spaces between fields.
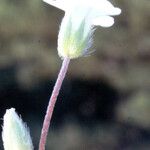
xmin=39 ymin=57 xmax=70 ymax=150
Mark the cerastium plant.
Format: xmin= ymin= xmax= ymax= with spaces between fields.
xmin=1 ymin=0 xmax=121 ymax=150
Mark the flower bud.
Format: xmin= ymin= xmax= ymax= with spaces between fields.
xmin=2 ymin=108 xmax=33 ymax=150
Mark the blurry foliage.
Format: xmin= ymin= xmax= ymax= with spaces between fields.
xmin=46 ymin=123 xmax=119 ymax=150
xmin=0 ymin=0 xmax=62 ymax=87
xmin=117 ymin=91 xmax=150 ymax=128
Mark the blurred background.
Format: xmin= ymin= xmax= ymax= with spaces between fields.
xmin=0 ymin=0 xmax=150 ymax=149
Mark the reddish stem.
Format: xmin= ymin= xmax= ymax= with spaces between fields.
xmin=39 ymin=57 xmax=70 ymax=150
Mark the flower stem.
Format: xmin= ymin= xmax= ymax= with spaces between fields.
xmin=39 ymin=57 xmax=70 ymax=150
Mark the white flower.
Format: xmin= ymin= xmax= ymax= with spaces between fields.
xmin=2 ymin=108 xmax=33 ymax=150
xmin=43 ymin=0 xmax=121 ymax=59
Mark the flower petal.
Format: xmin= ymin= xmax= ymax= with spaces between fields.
xmin=43 ymin=0 xmax=66 ymax=11
xmin=43 ymin=0 xmax=121 ymax=16
xmin=81 ymin=0 xmax=121 ymax=16
xmin=92 ymin=16 xmax=114 ymax=27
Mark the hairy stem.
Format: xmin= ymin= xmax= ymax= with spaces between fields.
xmin=39 ymin=57 xmax=70 ymax=150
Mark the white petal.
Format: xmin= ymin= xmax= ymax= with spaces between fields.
xmin=43 ymin=0 xmax=66 ymax=11
xmin=92 ymin=6 xmax=121 ymax=16
xmin=83 ymin=0 xmax=121 ymax=16
xmin=92 ymin=16 xmax=114 ymax=27
xmin=107 ymin=7 xmax=121 ymax=15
